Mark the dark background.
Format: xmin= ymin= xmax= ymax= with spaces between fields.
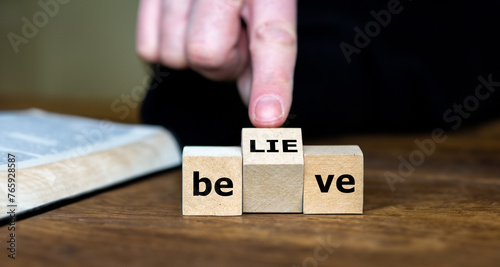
xmin=142 ymin=0 xmax=500 ymax=146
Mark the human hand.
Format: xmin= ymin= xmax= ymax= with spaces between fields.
xmin=136 ymin=0 xmax=297 ymax=127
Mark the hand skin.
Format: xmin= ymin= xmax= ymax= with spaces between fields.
xmin=136 ymin=0 xmax=297 ymax=128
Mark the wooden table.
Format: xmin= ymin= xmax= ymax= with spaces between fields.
xmin=1 ymin=97 xmax=500 ymax=266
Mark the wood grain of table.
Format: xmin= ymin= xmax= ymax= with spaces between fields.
xmin=1 ymin=97 xmax=500 ymax=267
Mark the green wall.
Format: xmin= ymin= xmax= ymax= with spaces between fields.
xmin=0 ymin=0 xmax=148 ymax=100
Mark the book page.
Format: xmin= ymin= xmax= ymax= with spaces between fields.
xmin=0 ymin=109 xmax=181 ymax=170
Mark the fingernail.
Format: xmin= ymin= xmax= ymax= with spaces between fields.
xmin=254 ymin=95 xmax=283 ymax=123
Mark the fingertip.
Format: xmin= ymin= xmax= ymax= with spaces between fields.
xmin=250 ymin=95 xmax=287 ymax=128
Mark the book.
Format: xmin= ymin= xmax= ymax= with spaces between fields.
xmin=0 ymin=109 xmax=181 ymax=220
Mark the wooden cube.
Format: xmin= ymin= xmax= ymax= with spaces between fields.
xmin=241 ymin=128 xmax=304 ymax=213
xmin=182 ymin=146 xmax=242 ymax=216
xmin=303 ymin=145 xmax=363 ymax=214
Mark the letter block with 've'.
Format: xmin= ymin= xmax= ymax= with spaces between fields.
xmin=242 ymin=128 xmax=304 ymax=213
xmin=182 ymin=146 xmax=242 ymax=216
xmin=303 ymin=146 xmax=363 ymax=214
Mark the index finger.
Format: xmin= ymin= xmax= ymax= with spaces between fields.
xmin=244 ymin=0 xmax=297 ymax=128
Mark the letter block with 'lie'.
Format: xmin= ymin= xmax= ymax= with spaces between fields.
xmin=242 ymin=128 xmax=304 ymax=213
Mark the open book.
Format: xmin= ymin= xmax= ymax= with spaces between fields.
xmin=0 ymin=109 xmax=181 ymax=220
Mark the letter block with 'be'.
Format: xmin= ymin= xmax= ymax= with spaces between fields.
xmin=182 ymin=146 xmax=242 ymax=216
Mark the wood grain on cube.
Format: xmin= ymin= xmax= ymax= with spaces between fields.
xmin=242 ymin=128 xmax=304 ymax=213
xmin=182 ymin=146 xmax=242 ymax=216
xmin=303 ymin=145 xmax=363 ymax=214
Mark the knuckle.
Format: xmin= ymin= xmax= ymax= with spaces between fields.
xmin=186 ymin=43 xmax=226 ymax=69
xmin=254 ymin=21 xmax=297 ymax=46
xmin=218 ymin=0 xmax=243 ymax=9
xmin=159 ymin=50 xmax=187 ymax=69
xmin=137 ymin=45 xmax=159 ymax=63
